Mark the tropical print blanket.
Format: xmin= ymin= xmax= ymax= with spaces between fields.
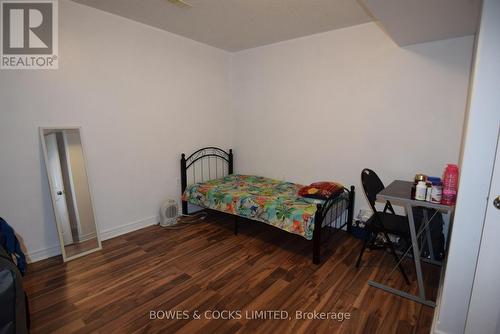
xmin=182 ymin=174 xmax=323 ymax=240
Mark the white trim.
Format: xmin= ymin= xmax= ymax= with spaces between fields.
xmin=26 ymin=215 xmax=159 ymax=263
xmin=100 ymin=216 xmax=159 ymax=241
xmin=27 ymin=244 xmax=61 ymax=263
xmin=40 ymin=127 xmax=71 ymax=262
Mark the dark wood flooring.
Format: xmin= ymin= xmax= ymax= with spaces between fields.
xmin=24 ymin=212 xmax=438 ymax=333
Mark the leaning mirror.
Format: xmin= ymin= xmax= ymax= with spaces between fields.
xmin=40 ymin=127 xmax=101 ymax=261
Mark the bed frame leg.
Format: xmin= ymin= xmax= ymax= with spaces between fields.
xmin=347 ymin=186 xmax=355 ymax=233
xmin=234 ymin=216 xmax=239 ymax=235
xmin=180 ymin=153 xmax=188 ymax=215
xmin=312 ymin=205 xmax=322 ymax=264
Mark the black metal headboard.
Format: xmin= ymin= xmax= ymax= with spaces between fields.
xmin=180 ymin=147 xmax=233 ymax=214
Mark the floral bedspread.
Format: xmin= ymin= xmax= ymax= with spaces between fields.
xmin=182 ymin=174 xmax=321 ymax=240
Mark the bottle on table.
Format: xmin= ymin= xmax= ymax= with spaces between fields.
xmin=442 ymin=164 xmax=459 ymax=205
xmin=415 ymin=181 xmax=427 ymax=201
xmin=427 ymin=176 xmax=443 ymax=204
xmin=425 ymin=182 xmax=432 ymax=202
xmin=412 ymin=173 xmax=427 ymax=199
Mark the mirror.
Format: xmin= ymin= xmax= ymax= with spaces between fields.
xmin=40 ymin=127 xmax=101 ymax=261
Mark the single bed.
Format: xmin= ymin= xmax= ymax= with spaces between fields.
xmin=180 ymin=147 xmax=355 ymax=264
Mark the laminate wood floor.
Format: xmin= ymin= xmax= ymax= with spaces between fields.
xmin=24 ymin=212 xmax=439 ymax=334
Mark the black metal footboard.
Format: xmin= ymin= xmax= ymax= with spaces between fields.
xmin=312 ymin=186 xmax=355 ymax=264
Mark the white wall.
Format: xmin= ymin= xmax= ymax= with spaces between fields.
xmin=435 ymin=0 xmax=500 ymax=332
xmin=0 ymin=0 xmax=233 ymax=261
xmin=231 ymin=23 xmax=474 ymax=214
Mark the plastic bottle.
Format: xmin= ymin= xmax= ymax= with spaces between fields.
xmin=431 ymin=182 xmax=442 ymax=203
xmin=428 ymin=177 xmax=443 ymax=203
xmin=442 ymin=164 xmax=459 ymax=205
xmin=415 ymin=181 xmax=427 ymax=201
xmin=425 ymin=182 xmax=432 ymax=202
xmin=412 ymin=174 xmax=427 ymax=199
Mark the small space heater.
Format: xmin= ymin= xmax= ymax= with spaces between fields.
xmin=159 ymin=199 xmax=179 ymax=227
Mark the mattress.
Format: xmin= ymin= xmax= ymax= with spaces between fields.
xmin=182 ymin=174 xmax=326 ymax=240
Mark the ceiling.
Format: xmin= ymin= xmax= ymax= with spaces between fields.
xmin=363 ymin=0 xmax=482 ymax=46
xmin=71 ymin=0 xmax=481 ymax=51
xmin=70 ymin=0 xmax=373 ymax=51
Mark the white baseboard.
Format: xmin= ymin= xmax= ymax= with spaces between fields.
xmin=100 ymin=216 xmax=158 ymax=241
xmin=27 ymin=244 xmax=61 ymax=263
xmin=27 ymin=216 xmax=159 ymax=263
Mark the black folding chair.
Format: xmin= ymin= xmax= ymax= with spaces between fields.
xmin=356 ymin=168 xmax=411 ymax=285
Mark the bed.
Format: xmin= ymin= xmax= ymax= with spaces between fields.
xmin=180 ymin=147 xmax=355 ymax=264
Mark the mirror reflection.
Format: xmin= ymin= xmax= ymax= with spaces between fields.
xmin=41 ymin=128 xmax=101 ymax=261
